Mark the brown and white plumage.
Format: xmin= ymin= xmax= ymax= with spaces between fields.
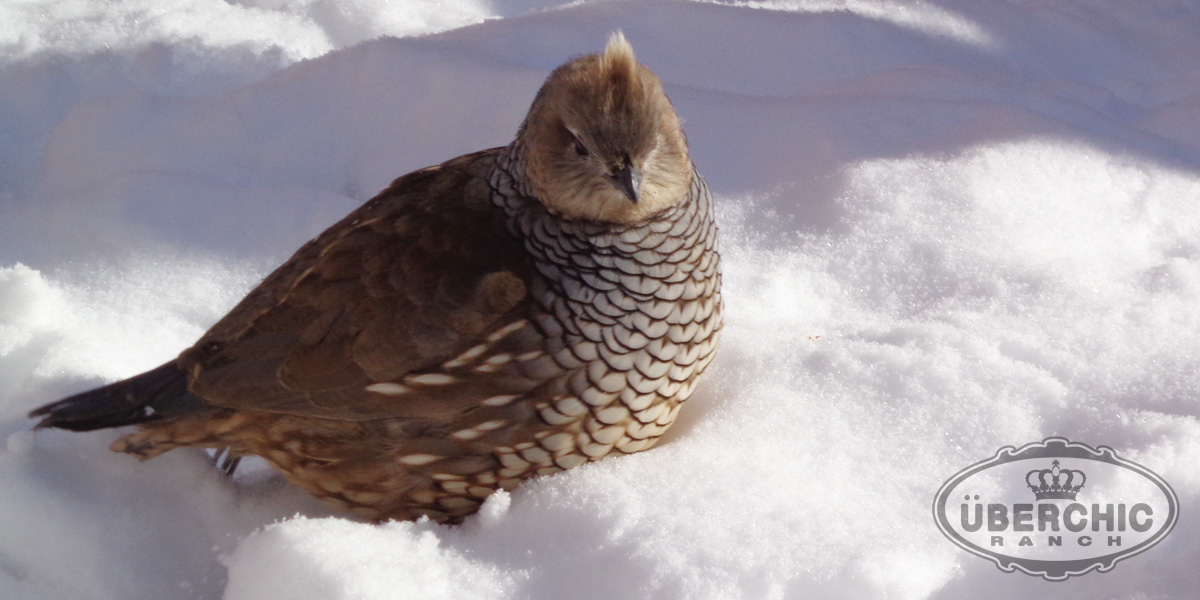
xmin=29 ymin=32 xmax=722 ymax=523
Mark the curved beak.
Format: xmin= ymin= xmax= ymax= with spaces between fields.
xmin=610 ymin=161 xmax=642 ymax=204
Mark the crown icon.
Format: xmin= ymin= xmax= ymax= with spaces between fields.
xmin=1026 ymin=460 xmax=1086 ymax=500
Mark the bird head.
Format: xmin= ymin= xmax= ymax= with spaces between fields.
xmin=517 ymin=32 xmax=692 ymax=224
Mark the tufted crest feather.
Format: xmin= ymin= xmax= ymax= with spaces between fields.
xmin=601 ymin=31 xmax=636 ymax=74
xmin=597 ymin=31 xmax=639 ymax=108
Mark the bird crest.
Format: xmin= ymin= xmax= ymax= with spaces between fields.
xmin=599 ymin=31 xmax=638 ymax=84
xmin=596 ymin=31 xmax=645 ymax=116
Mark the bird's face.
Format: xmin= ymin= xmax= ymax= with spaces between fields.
xmin=519 ymin=33 xmax=692 ymax=224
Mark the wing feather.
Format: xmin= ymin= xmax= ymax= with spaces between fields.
xmin=177 ymin=149 xmax=538 ymax=420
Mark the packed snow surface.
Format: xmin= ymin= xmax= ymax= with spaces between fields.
xmin=3 ymin=1 xmax=1200 ymax=598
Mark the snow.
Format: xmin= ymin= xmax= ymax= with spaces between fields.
xmin=2 ymin=0 xmax=1200 ymax=598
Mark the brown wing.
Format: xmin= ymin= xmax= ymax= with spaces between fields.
xmin=176 ymin=149 xmax=536 ymax=420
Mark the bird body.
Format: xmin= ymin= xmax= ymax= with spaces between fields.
xmin=30 ymin=33 xmax=722 ymax=523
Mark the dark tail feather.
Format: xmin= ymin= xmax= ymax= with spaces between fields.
xmin=28 ymin=361 xmax=209 ymax=432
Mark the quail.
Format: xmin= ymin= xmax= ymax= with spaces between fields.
xmin=29 ymin=32 xmax=722 ymax=524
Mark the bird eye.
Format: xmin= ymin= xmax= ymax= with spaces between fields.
xmin=573 ymin=140 xmax=589 ymax=157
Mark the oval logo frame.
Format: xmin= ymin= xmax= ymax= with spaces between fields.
xmin=933 ymin=437 xmax=1178 ymax=580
